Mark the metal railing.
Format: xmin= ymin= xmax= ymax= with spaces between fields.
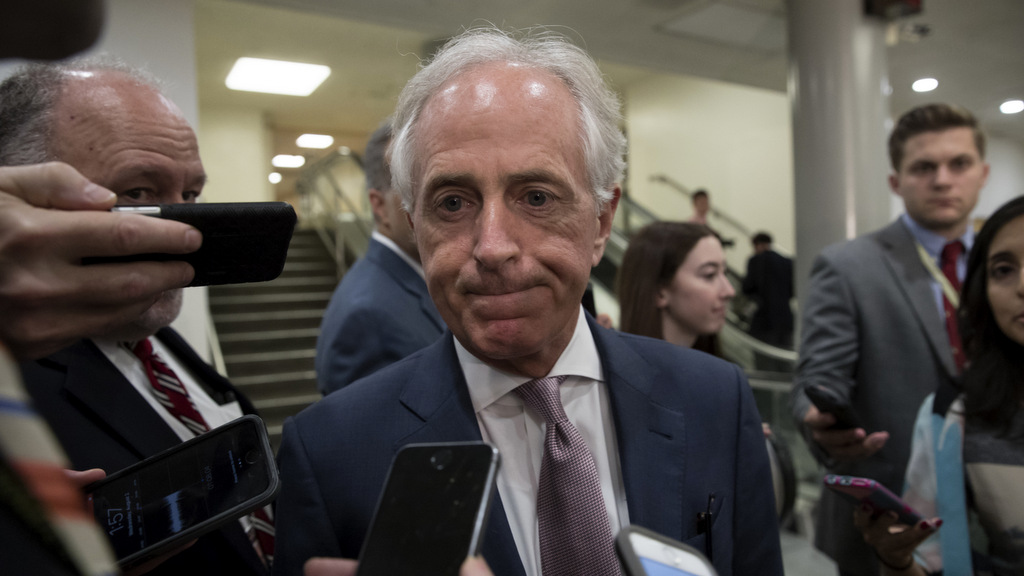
xmin=295 ymin=147 xmax=373 ymax=276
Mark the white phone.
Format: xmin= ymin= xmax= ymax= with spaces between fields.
xmin=616 ymin=525 xmax=718 ymax=576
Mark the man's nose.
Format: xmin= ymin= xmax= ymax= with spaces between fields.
xmin=933 ymin=164 xmax=955 ymax=186
xmin=473 ymin=200 xmax=519 ymax=268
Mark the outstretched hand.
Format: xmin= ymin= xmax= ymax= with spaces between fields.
xmin=0 ymin=163 xmax=202 ymax=359
xmin=803 ymin=404 xmax=889 ymax=461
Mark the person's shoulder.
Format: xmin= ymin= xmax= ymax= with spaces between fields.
xmin=817 ymin=221 xmax=900 ymax=265
xmin=605 ymin=329 xmax=739 ymax=380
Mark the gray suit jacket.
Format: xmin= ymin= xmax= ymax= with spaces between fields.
xmin=791 ymin=219 xmax=958 ymax=576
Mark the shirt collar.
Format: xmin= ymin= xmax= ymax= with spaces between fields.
xmin=456 ymin=306 xmax=604 ymax=414
xmin=371 ymin=229 xmax=425 ymax=279
xmin=900 ymin=213 xmax=975 ymax=258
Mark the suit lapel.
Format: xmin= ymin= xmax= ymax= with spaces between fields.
xmin=877 ymin=221 xmax=958 ymax=378
xmin=61 ymin=341 xmax=182 ymax=460
xmin=591 ymin=317 xmax=687 ymax=539
xmin=391 ymin=335 xmax=525 ymax=576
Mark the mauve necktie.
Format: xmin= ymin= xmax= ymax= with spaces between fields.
xmin=515 ymin=375 xmax=621 ymax=576
xmin=132 ymin=338 xmax=275 ymax=566
xmin=940 ymin=241 xmax=965 ymax=373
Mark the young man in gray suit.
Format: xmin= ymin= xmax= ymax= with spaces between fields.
xmin=792 ymin=103 xmax=990 ymax=576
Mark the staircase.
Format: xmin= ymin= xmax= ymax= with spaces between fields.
xmin=209 ymin=229 xmax=337 ymax=449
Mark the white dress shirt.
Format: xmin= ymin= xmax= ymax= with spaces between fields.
xmin=456 ymin=307 xmax=629 ymax=576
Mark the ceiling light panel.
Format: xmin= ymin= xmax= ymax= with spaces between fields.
xmin=1000 ymin=100 xmax=1023 ymax=114
xmin=272 ymin=154 xmax=306 ymax=168
xmin=226 ymin=57 xmax=331 ymax=96
xmin=296 ymin=134 xmax=334 ymax=149
xmin=912 ymin=78 xmax=938 ymax=92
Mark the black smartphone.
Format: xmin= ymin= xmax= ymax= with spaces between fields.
xmin=85 ymin=202 xmax=296 ymax=286
xmin=615 ymin=525 xmax=718 ymax=576
xmin=85 ymin=415 xmax=279 ymax=569
xmin=804 ymin=385 xmax=863 ymax=430
xmin=356 ymin=442 xmax=500 ymax=576
xmin=823 ymin=474 xmax=924 ymax=526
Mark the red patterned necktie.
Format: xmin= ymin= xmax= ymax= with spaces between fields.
xmin=131 ymin=338 xmax=275 ymax=566
xmin=515 ymin=375 xmax=621 ymax=576
xmin=940 ymin=241 xmax=965 ymax=373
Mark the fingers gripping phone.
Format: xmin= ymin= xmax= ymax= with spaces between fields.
xmin=823 ymin=475 xmax=924 ymax=526
xmin=804 ymin=385 xmax=863 ymax=430
xmin=616 ymin=525 xmax=718 ymax=576
xmin=86 ymin=202 xmax=296 ymax=286
xmin=85 ymin=415 xmax=280 ymax=569
xmin=356 ymin=442 xmax=500 ymax=576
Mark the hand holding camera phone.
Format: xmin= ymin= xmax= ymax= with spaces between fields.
xmin=356 ymin=442 xmax=500 ymax=576
xmin=616 ymin=525 xmax=718 ymax=576
xmin=823 ymin=474 xmax=924 ymax=526
xmin=804 ymin=385 xmax=863 ymax=430
xmin=85 ymin=415 xmax=279 ymax=569
xmin=85 ymin=202 xmax=296 ymax=286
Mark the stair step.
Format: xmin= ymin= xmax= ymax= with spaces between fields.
xmin=225 ymin=349 xmax=316 ymax=363
xmin=214 ymin=309 xmax=326 ymax=323
xmin=232 ymin=370 xmax=318 ymax=387
xmin=219 ymin=328 xmax=320 ymax=343
xmin=282 ymin=262 xmax=336 ymax=272
xmin=209 ymin=292 xmax=334 ymax=306
xmin=253 ymin=394 xmax=321 ymax=411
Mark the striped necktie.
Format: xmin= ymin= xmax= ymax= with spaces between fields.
xmin=131 ymin=338 xmax=275 ymax=567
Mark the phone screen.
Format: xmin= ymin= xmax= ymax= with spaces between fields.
xmin=357 ymin=443 xmax=499 ymax=576
xmin=88 ymin=416 xmax=274 ymax=562
xmin=640 ymin=557 xmax=706 ymax=576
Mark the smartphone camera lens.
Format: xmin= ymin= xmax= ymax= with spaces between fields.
xmin=430 ymin=449 xmax=453 ymax=471
xmin=245 ymin=449 xmax=261 ymax=464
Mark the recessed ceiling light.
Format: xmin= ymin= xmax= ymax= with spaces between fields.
xmin=296 ymin=134 xmax=334 ymax=149
xmin=912 ymin=78 xmax=938 ymax=93
xmin=272 ymin=154 xmax=305 ymax=168
xmin=226 ymin=57 xmax=331 ymax=96
xmin=1000 ymin=99 xmax=1024 ymax=114
xmin=268 ymin=172 xmax=283 ymax=184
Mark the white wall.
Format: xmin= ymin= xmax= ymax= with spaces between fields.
xmin=198 ymin=106 xmax=274 ymax=203
xmin=976 ymin=135 xmax=1024 ymax=217
xmin=624 ymin=72 xmax=795 ymax=271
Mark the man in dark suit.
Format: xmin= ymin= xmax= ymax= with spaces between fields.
xmin=791 ymin=104 xmax=990 ymax=576
xmin=7 ymin=59 xmax=270 ymax=576
xmin=315 ymin=122 xmax=445 ymax=396
xmin=274 ymin=27 xmax=782 ymax=576
xmin=742 ymin=231 xmax=794 ymax=349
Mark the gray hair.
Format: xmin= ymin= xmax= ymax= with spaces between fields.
xmin=390 ymin=26 xmax=626 ymax=213
xmin=363 ymin=119 xmax=393 ymax=193
xmin=0 ymin=56 xmax=163 ymax=166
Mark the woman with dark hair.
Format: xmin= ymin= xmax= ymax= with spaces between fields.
xmin=856 ymin=195 xmax=1024 ymax=575
xmin=616 ymin=221 xmax=734 ymax=354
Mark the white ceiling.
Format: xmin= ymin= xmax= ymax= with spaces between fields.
xmin=196 ymin=0 xmax=1024 ymax=156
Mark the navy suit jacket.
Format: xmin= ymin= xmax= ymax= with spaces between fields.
xmin=20 ymin=327 xmax=268 ymax=576
xmin=315 ymin=237 xmax=445 ymax=396
xmin=275 ymin=315 xmax=782 ymax=576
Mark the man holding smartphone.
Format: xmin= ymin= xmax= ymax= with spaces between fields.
xmin=274 ymin=26 xmax=782 ymax=576
xmin=5 ymin=59 xmax=271 ymax=576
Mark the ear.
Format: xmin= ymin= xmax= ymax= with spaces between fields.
xmin=368 ymin=188 xmax=388 ymax=227
xmin=887 ymin=173 xmax=901 ymax=196
xmin=591 ymin=186 xmax=621 ymax=267
xmin=655 ymin=284 xmax=669 ymax=309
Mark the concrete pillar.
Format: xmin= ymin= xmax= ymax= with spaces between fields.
xmin=787 ymin=0 xmax=892 ymax=307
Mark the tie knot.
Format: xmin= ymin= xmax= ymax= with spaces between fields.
xmin=132 ymin=338 xmax=154 ymax=361
xmin=941 ymin=240 xmax=964 ymax=264
xmin=515 ymin=375 xmax=569 ymax=425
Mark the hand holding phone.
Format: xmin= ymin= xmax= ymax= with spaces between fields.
xmin=85 ymin=415 xmax=279 ymax=569
xmin=615 ymin=525 xmax=718 ymax=576
xmin=804 ymin=385 xmax=863 ymax=430
xmin=85 ymin=202 xmax=296 ymax=286
xmin=356 ymin=442 xmax=500 ymax=576
xmin=823 ymin=475 xmax=924 ymax=526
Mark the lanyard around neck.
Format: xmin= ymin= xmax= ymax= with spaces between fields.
xmin=914 ymin=240 xmax=960 ymax=309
